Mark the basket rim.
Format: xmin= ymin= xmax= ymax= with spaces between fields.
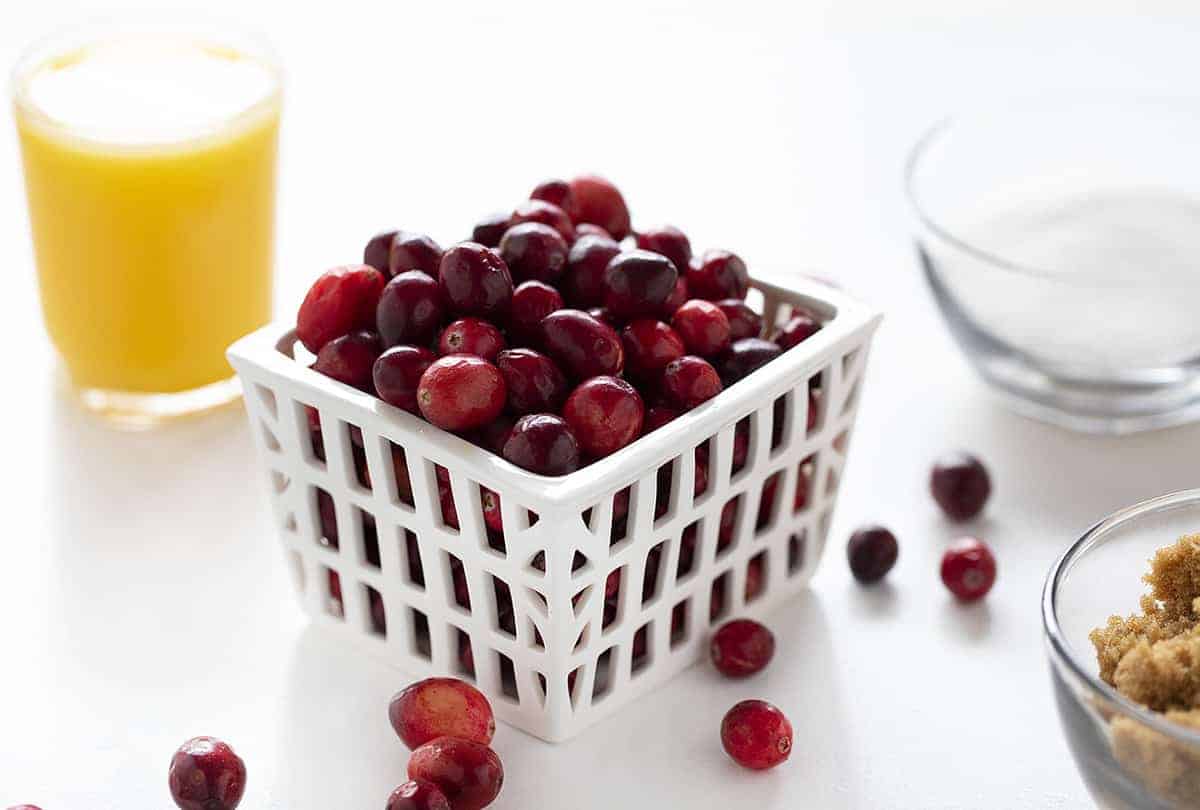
xmin=228 ymin=271 xmax=882 ymax=508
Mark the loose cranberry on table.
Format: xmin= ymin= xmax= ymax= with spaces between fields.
xmin=389 ymin=677 xmax=496 ymax=749
xmin=417 ymin=355 xmax=507 ymax=432
xmin=297 ymin=264 xmax=387 ymax=353
xmin=389 ymin=231 xmax=444 ymax=277
xmin=774 ymin=310 xmax=822 ymax=350
xmin=672 ymin=299 xmax=732 ymax=357
xmin=508 ymin=280 xmax=564 ymax=344
xmin=496 ymin=349 xmax=568 ymax=414
xmin=363 ymin=229 xmax=398 ymax=272
xmin=720 ymin=699 xmax=793 ymax=771
xmin=437 ymin=318 xmax=506 ymax=361
xmin=570 ymin=174 xmax=631 ymax=239
xmin=407 ymin=737 xmax=503 ymax=810
xmin=930 ymin=452 xmax=992 ymax=521
xmin=563 ymin=376 xmax=644 ymax=457
xmin=562 ymin=233 xmax=622 ymax=308
xmin=687 ymin=248 xmax=750 ymax=301
xmin=636 ymin=225 xmax=692 ymax=276
xmin=510 ymin=199 xmax=575 ymax=243
xmin=530 ymin=177 xmax=579 ymax=220
xmin=661 ymin=355 xmax=723 ymax=410
xmin=501 ymin=413 xmax=581 ymax=476
xmin=386 ymin=780 xmax=451 ymax=810
xmin=717 ymin=298 xmax=763 ymax=340
xmin=498 ymin=221 xmax=568 ymax=284
xmin=471 ymin=211 xmax=511 ymax=248
xmin=374 ymin=345 xmax=436 ymax=412
xmin=941 ymin=537 xmax=997 ymax=602
xmin=846 ymin=525 xmax=899 ymax=584
xmin=716 ymin=337 xmax=782 ymax=385
xmin=167 ymin=736 xmax=246 ymax=810
xmin=438 ymin=242 xmax=514 ymax=320
xmin=710 ymin=618 xmax=775 ymax=678
xmin=620 ymin=319 xmax=685 ymax=380
xmin=376 ymin=270 xmax=444 ymax=348
xmin=539 ymin=309 xmax=624 ymax=380
xmin=602 ymin=249 xmax=679 ymax=320
xmin=313 ymin=330 xmax=381 ymax=391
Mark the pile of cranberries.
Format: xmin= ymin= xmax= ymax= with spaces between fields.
xmin=296 ymin=175 xmax=823 ymax=476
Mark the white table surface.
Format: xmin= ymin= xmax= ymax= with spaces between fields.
xmin=4 ymin=2 xmax=1200 ymax=807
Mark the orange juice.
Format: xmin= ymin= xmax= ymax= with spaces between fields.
xmin=12 ymin=23 xmax=281 ymax=422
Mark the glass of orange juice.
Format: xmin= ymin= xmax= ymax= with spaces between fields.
xmin=12 ymin=18 xmax=282 ymax=426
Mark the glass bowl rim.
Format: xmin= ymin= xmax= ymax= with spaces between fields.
xmin=1041 ymin=487 xmax=1200 ymax=747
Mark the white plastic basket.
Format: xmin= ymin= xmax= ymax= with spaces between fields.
xmin=228 ymin=274 xmax=880 ymax=742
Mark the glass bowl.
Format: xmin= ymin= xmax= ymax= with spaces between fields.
xmin=906 ymin=94 xmax=1200 ymax=435
xmin=1043 ymin=488 xmax=1200 ymax=809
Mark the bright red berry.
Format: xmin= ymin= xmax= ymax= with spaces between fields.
xmin=774 ymin=312 xmax=821 ymax=350
xmin=437 ymin=318 xmax=506 ymax=361
xmin=407 ymin=737 xmax=503 ymax=810
xmin=417 ymin=355 xmax=507 ymax=432
xmin=510 ymin=199 xmax=575 ymax=243
xmin=385 ymin=780 xmax=451 ymax=810
xmin=940 ymin=537 xmax=996 ymax=602
xmin=661 ymin=355 xmax=723 ymax=410
xmin=563 ymin=376 xmax=644 ymax=457
xmin=716 ymin=299 xmax=763 ymax=340
xmin=389 ymin=677 xmax=496 ymax=749
xmin=710 ymin=619 xmax=775 ymax=677
xmin=620 ymin=319 xmax=685 ymax=380
xmin=508 ymin=280 xmax=564 ymax=345
xmin=530 ymin=178 xmax=579 ymax=220
xmin=672 ymin=299 xmax=731 ymax=357
xmin=297 ymin=264 xmax=387 ymax=353
xmin=635 ymin=225 xmax=692 ymax=276
xmin=687 ymin=249 xmax=749 ymax=301
xmin=720 ymin=700 xmax=793 ymax=770
xmin=570 ymin=174 xmax=631 ymax=239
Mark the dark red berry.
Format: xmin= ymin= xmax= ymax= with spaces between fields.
xmin=297 ymin=264 xmax=387 ymax=353
xmin=499 ymin=222 xmax=568 ymax=284
xmin=587 ymin=306 xmax=620 ymax=327
xmin=471 ymin=415 xmax=516 ymax=455
xmin=364 ymin=229 xmax=397 ymax=272
xmin=386 ymin=780 xmax=451 ymax=810
xmin=539 ymin=309 xmax=624 ymax=380
xmin=510 ymin=199 xmax=575 ymax=243
xmin=711 ymin=619 xmax=775 ymax=677
xmin=563 ymin=376 xmax=644 ymax=458
xmin=602 ymin=250 xmax=678 ymax=320
xmin=167 ymin=737 xmax=247 ymax=810
xmin=930 ymin=453 xmax=992 ymax=521
xmin=570 ymin=174 xmax=631 ymax=239
xmin=472 ymin=212 xmax=511 ymax=248
xmin=562 ymin=234 xmax=621 ymax=308
xmin=509 ymin=280 xmax=564 ymax=345
xmin=716 ymin=299 xmax=763 ymax=340
xmin=530 ymin=178 xmax=579 ymax=220
xmin=846 ymin=526 xmax=899 ymax=584
xmin=574 ymin=223 xmax=611 ymax=240
xmin=374 ymin=345 xmax=436 ymax=412
xmin=390 ymin=232 xmax=443 ymax=278
xmin=437 ymin=318 xmax=505 ymax=360
xmin=774 ymin=312 xmax=821 ymax=350
xmin=496 ymin=349 xmax=568 ymax=414
xmin=438 ymin=242 xmax=514 ymax=320
xmin=620 ymin=319 xmax=685 ymax=380
xmin=661 ymin=355 xmax=723 ymax=410
xmin=672 ymin=299 xmax=731 ymax=357
xmin=635 ymin=225 xmax=691 ymax=276
xmin=501 ymin=414 xmax=581 ymax=476
xmin=716 ymin=337 xmax=781 ymax=385
xmin=643 ymin=405 xmax=680 ymax=433
xmin=720 ymin=700 xmax=792 ymax=770
xmin=688 ymin=249 xmax=749 ymax=300
xmin=660 ymin=276 xmax=689 ymax=319
xmin=417 ymin=355 xmax=507 ymax=431
xmin=408 ymin=738 xmax=503 ymax=810
xmin=389 ymin=677 xmax=496 ymax=749
xmin=481 ymin=487 xmax=503 ymax=532
xmin=376 ymin=270 xmax=444 ymax=348
xmin=941 ymin=537 xmax=996 ymax=602
xmin=313 ymin=331 xmax=381 ymax=391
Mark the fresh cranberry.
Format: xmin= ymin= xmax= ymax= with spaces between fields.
xmin=496 ymin=349 xmax=568 ymax=414
xmin=472 ymin=212 xmax=511 ymax=248
xmin=530 ymin=178 xmax=579 ymax=220
xmin=570 ymin=174 xmax=631 ymax=239
xmin=510 ymin=199 xmax=575 ymax=243
xmin=498 ymin=222 xmax=568 ymax=284
xmin=417 ymin=355 xmax=507 ymax=431
xmin=374 ymin=345 xmax=436 ymax=412
xmin=313 ymin=331 xmax=381 ymax=391
xmin=941 ymin=537 xmax=997 ymax=601
xmin=716 ymin=299 xmax=763 ymax=340
xmin=846 ymin=526 xmax=898 ymax=584
xmin=389 ymin=677 xmax=496 ymax=749
xmin=587 ymin=306 xmax=620 ymax=327
xmin=711 ymin=619 xmax=775 ymax=678
xmin=602 ymin=250 xmax=679 ymax=320
xmin=364 ymin=229 xmax=397 ymax=272
xmin=501 ymin=414 xmax=581 ymax=476
xmin=539 ymin=309 xmax=624 ymax=379
xmin=481 ymin=487 xmax=504 ymax=532
xmin=438 ymin=243 xmax=514 ymax=320
xmin=167 ymin=737 xmax=247 ymax=810
xmin=376 ymin=270 xmax=445 ymax=348
xmin=407 ymin=738 xmax=503 ymax=810
xmin=390 ymin=232 xmax=443 ymax=277
xmin=774 ymin=312 xmax=821 ymax=350
xmin=574 ymin=223 xmax=611 ymax=240
xmin=642 ymin=405 xmax=680 ymax=433
xmin=661 ymin=355 xmax=723 ymax=410
xmin=437 ymin=318 xmax=505 ymax=360
xmin=386 ymin=780 xmax=451 ymax=810
xmin=562 ymin=234 xmax=621 ymax=308
xmin=688 ymin=249 xmax=749 ymax=300
xmin=635 ymin=225 xmax=692 ymax=275
xmin=621 ymin=319 xmax=685 ymax=380
xmin=930 ymin=452 xmax=992 ymax=521
xmin=672 ymin=300 xmax=731 ymax=357
xmin=716 ymin=337 xmax=781 ymax=384
xmin=661 ymin=276 xmax=689 ymax=319
xmin=297 ymin=264 xmax=387 ymax=353
xmin=509 ymin=281 xmax=564 ymax=345
xmin=563 ymin=376 xmax=644 ymax=458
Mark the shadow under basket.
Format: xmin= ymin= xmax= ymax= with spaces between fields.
xmin=228 ymin=274 xmax=881 ymax=742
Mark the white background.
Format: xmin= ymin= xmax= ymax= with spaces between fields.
xmin=3 ymin=1 xmax=1200 ymax=808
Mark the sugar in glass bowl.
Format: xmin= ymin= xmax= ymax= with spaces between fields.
xmin=906 ymin=95 xmax=1200 ymax=434
xmin=1043 ymin=489 xmax=1200 ymax=809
